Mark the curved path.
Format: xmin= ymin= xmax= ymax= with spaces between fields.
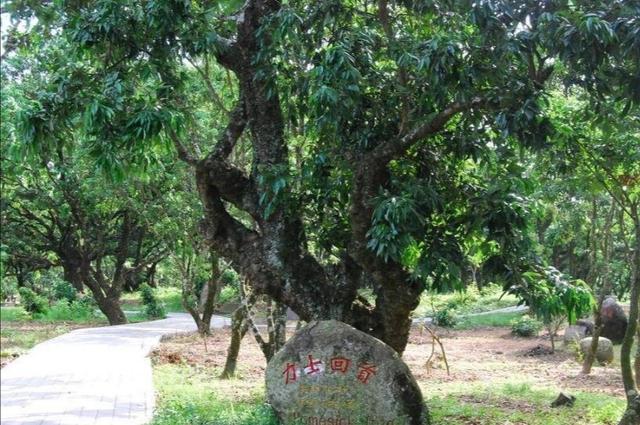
xmin=1 ymin=313 xmax=230 ymax=425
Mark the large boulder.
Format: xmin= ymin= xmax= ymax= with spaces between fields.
xmin=601 ymin=297 xmax=628 ymax=344
xmin=579 ymin=337 xmax=614 ymax=364
xmin=266 ymin=320 xmax=428 ymax=425
xmin=563 ymin=325 xmax=588 ymax=345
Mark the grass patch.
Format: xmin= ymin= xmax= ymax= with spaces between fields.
xmin=121 ymin=286 xmax=184 ymax=313
xmin=2 ymin=305 xmax=107 ymax=324
xmin=152 ymin=364 xmax=624 ymax=425
xmin=152 ymin=364 xmax=278 ymax=425
xmin=455 ymin=311 xmax=525 ymax=330
xmin=414 ymin=284 xmax=519 ymax=318
xmin=1 ymin=322 xmax=72 ymax=363
xmin=0 ymin=305 xmax=148 ymax=365
xmin=0 ymin=306 xmax=31 ymax=321
xmin=428 ymin=381 xmax=624 ymax=425
xmin=36 ymin=301 xmax=106 ymax=323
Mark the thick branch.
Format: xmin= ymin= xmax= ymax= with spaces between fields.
xmin=370 ymin=97 xmax=485 ymax=164
xmin=166 ymin=126 xmax=198 ymax=165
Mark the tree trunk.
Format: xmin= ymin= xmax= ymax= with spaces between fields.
xmin=583 ymin=201 xmax=615 ymax=374
xmin=582 ymin=324 xmax=603 ymax=374
xmin=95 ymin=294 xmax=128 ymax=325
xmin=198 ymin=258 xmax=222 ymax=334
xmin=220 ymin=306 xmax=249 ymax=379
xmin=617 ymin=391 xmax=640 ymax=425
xmin=192 ymin=276 xmax=220 ymax=336
xmin=619 ymin=213 xmax=640 ymax=420
xmin=635 ymin=325 xmax=640 ymax=390
xmin=274 ymin=301 xmax=287 ymax=349
xmin=62 ymin=263 xmax=84 ymax=292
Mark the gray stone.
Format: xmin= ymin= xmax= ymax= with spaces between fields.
xmin=563 ymin=325 xmax=587 ymax=345
xmin=575 ymin=319 xmax=594 ymax=336
xmin=550 ymin=392 xmax=576 ymax=408
xmin=266 ymin=320 xmax=428 ymax=425
xmin=601 ymin=297 xmax=628 ymax=344
xmin=579 ymin=337 xmax=614 ymax=364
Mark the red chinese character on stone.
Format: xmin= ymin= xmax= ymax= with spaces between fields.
xmin=330 ymin=357 xmax=351 ymax=373
xmin=303 ymin=354 xmax=323 ymax=375
xmin=282 ymin=362 xmax=297 ymax=384
xmin=356 ymin=363 xmax=377 ymax=384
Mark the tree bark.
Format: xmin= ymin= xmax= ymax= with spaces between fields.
xmin=617 ymin=391 xmax=640 ymax=425
xmin=220 ymin=306 xmax=249 ymax=379
xmin=94 ymin=291 xmax=128 ymax=325
xmin=583 ymin=201 xmax=615 ymax=374
xmin=620 ymin=210 xmax=640 ymax=405
xmin=616 ymin=204 xmax=640 ymax=425
xmin=62 ymin=261 xmax=84 ymax=292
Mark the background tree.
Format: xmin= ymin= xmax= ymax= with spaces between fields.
xmin=542 ymin=93 xmax=639 ymax=422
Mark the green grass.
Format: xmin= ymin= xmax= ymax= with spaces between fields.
xmin=414 ymin=284 xmax=520 ymax=318
xmin=0 ymin=306 xmax=31 ymax=321
xmin=1 ymin=326 xmax=70 ymax=349
xmin=121 ymin=286 xmax=184 ymax=313
xmin=0 ymin=305 xmax=148 ymax=364
xmin=428 ymin=381 xmax=624 ymax=425
xmin=151 ymin=364 xmax=625 ymax=425
xmin=0 ymin=323 xmax=73 ymax=361
xmin=152 ymin=364 xmax=278 ymax=425
xmin=454 ymin=311 xmax=526 ymax=330
xmin=1 ymin=305 xmax=106 ymax=324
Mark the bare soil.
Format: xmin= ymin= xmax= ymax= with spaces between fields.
xmin=152 ymin=324 xmax=623 ymax=398
xmin=404 ymin=327 xmax=623 ymax=397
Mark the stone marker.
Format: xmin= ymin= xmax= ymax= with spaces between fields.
xmin=579 ymin=337 xmax=614 ymax=364
xmin=266 ymin=320 xmax=428 ymax=425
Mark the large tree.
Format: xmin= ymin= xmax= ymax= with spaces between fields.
xmin=5 ymin=0 xmax=638 ymax=354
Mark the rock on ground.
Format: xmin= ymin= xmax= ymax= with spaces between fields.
xmin=579 ymin=336 xmax=614 ymax=364
xmin=266 ymin=320 xmax=428 ymax=425
xmin=563 ymin=325 xmax=587 ymax=345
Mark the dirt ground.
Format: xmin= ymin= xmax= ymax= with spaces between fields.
xmin=151 ymin=324 xmax=623 ymax=399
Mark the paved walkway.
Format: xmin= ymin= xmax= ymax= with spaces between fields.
xmin=1 ymin=313 xmax=230 ymax=425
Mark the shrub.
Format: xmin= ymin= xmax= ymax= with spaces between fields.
xmin=446 ymin=288 xmax=479 ymax=310
xmin=0 ymin=306 xmax=30 ymax=321
xmin=141 ymin=284 xmax=166 ymax=319
xmin=511 ymin=315 xmax=543 ymax=337
xmin=17 ymin=287 xmax=48 ymax=315
xmin=43 ymin=299 xmax=96 ymax=322
xmin=220 ymin=268 xmax=240 ymax=289
xmin=219 ymin=285 xmax=240 ymax=305
xmin=0 ymin=277 xmax=18 ymax=302
xmin=53 ymin=280 xmax=78 ymax=303
xmin=434 ymin=308 xmax=457 ymax=328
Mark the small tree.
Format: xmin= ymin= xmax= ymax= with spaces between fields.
xmin=140 ymin=284 xmax=166 ymax=320
xmin=514 ymin=266 xmax=594 ymax=353
xmin=17 ymin=287 xmax=48 ymax=315
xmin=220 ymin=278 xmax=288 ymax=378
